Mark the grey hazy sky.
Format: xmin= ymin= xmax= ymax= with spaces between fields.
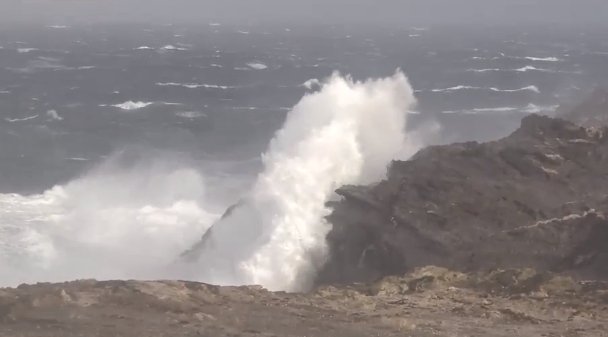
xmin=3 ymin=0 xmax=608 ymax=26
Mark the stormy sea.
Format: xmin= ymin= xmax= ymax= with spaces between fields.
xmin=1 ymin=22 xmax=607 ymax=290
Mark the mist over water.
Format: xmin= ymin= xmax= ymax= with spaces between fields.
xmin=0 ymin=72 xmax=420 ymax=291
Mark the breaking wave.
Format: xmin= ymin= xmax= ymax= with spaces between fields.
xmin=0 ymin=153 xmax=220 ymax=286
xmin=179 ymin=71 xmax=420 ymax=291
xmin=0 ymin=71 xmax=425 ymax=291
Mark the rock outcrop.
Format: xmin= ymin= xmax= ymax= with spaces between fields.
xmin=2 ymin=268 xmax=607 ymax=337
xmin=319 ymin=92 xmax=608 ymax=285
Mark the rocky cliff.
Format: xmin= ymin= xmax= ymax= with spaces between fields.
xmin=319 ymin=92 xmax=608 ymax=286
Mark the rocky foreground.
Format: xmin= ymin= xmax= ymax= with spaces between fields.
xmin=1 ymin=267 xmax=607 ymax=337
xmin=5 ymin=90 xmax=608 ymax=336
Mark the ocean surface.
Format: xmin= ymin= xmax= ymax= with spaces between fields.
xmin=1 ymin=23 xmax=607 ymax=289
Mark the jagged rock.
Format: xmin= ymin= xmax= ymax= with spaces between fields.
xmin=319 ymin=113 xmax=608 ymax=285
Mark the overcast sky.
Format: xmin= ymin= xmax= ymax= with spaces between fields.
xmin=3 ymin=0 xmax=608 ymax=26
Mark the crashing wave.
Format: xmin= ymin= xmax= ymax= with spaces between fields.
xmin=0 ymin=71 xmax=430 ymax=293
xmin=180 ymin=71 xmax=421 ymax=292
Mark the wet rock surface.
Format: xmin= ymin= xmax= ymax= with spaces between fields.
xmin=1 ymin=268 xmax=607 ymax=337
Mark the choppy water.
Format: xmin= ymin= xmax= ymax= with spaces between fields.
xmin=0 ymin=23 xmax=606 ymax=288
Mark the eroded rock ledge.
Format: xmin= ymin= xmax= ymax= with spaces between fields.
xmin=1 ymin=267 xmax=607 ymax=337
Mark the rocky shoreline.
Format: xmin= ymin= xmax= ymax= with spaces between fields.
xmin=4 ymin=90 xmax=608 ymax=336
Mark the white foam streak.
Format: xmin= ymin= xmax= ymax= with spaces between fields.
xmin=5 ymin=115 xmax=39 ymax=123
xmin=156 ymin=82 xmax=236 ymax=90
xmin=524 ymin=56 xmax=561 ymax=62
xmin=442 ymin=104 xmax=558 ymax=115
xmin=430 ymin=85 xmax=540 ymax=94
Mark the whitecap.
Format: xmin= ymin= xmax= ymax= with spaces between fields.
xmin=521 ymin=103 xmax=559 ymax=113
xmin=106 ymin=101 xmax=154 ymax=110
xmin=442 ymin=103 xmax=557 ymax=115
xmin=5 ymin=115 xmax=39 ymax=122
xmin=493 ymin=85 xmax=540 ymax=93
xmin=430 ymin=85 xmax=540 ymax=94
xmin=17 ymin=48 xmax=38 ymax=54
xmin=176 ymin=111 xmax=208 ymax=119
xmin=524 ymin=56 xmax=561 ymax=62
xmin=46 ymin=110 xmax=63 ymax=121
xmin=467 ymin=66 xmax=558 ymax=73
xmin=156 ymin=82 xmax=235 ymax=90
xmin=247 ymin=62 xmax=268 ymax=70
xmin=467 ymin=68 xmax=502 ymax=73
xmin=515 ymin=66 xmax=554 ymax=73
xmin=302 ymin=78 xmax=321 ymax=90
xmin=491 ymin=54 xmax=562 ymax=62
xmin=160 ymin=45 xmax=187 ymax=51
